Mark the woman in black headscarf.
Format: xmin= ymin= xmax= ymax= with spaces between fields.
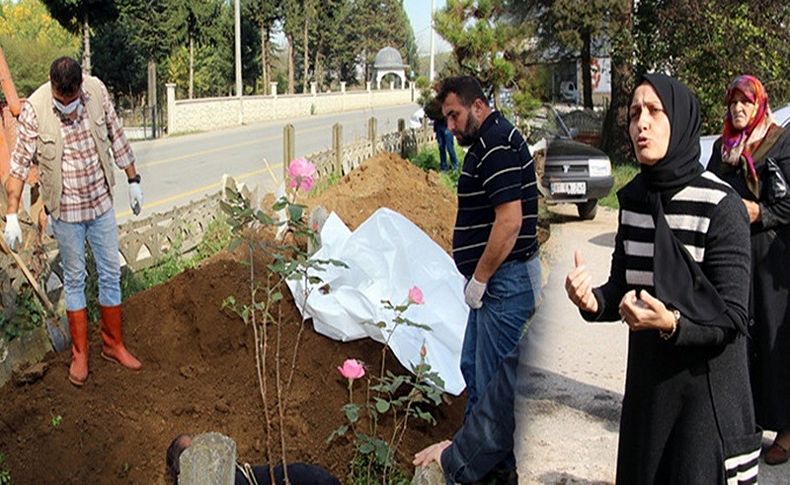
xmin=565 ymin=74 xmax=761 ymax=483
xmin=707 ymin=75 xmax=790 ymax=465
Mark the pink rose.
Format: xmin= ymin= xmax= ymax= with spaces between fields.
xmin=338 ymin=359 xmax=366 ymax=380
xmin=420 ymin=345 xmax=427 ymax=359
xmin=408 ymin=286 xmax=424 ymax=305
xmin=287 ymin=158 xmax=317 ymax=192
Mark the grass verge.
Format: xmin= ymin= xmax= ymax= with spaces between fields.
xmin=408 ymin=145 xmax=465 ymax=193
xmin=599 ymin=162 xmax=639 ymax=209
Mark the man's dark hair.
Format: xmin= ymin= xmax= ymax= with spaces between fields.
xmin=49 ymin=57 xmax=82 ymax=96
xmin=436 ymin=76 xmax=488 ymax=107
xmin=166 ymin=434 xmax=192 ymax=484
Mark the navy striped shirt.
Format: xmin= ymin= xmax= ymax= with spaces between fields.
xmin=452 ymin=111 xmax=538 ymax=277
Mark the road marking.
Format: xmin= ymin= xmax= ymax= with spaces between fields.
xmin=116 ymin=163 xmax=283 ymax=219
xmin=137 ymin=125 xmax=327 ymax=169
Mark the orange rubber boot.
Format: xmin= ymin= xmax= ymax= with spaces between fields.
xmin=99 ymin=305 xmax=142 ymax=371
xmin=67 ymin=308 xmax=89 ymax=386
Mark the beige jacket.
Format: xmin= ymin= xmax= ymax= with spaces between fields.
xmin=26 ymin=76 xmax=115 ymax=219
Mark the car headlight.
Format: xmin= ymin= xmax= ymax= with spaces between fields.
xmin=588 ymin=158 xmax=611 ymax=177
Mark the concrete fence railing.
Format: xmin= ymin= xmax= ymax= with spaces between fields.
xmin=166 ymin=81 xmax=417 ymax=135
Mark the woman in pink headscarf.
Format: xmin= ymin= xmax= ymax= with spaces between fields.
xmin=708 ymin=74 xmax=790 ymax=465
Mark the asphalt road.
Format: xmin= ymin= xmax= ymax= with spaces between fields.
xmin=113 ymin=103 xmax=419 ymax=222
xmin=515 ymin=204 xmax=789 ymax=484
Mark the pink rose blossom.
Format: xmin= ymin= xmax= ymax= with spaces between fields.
xmin=338 ymin=359 xmax=366 ymax=380
xmin=287 ymin=158 xmax=317 ymax=192
xmin=408 ymin=286 xmax=424 ymax=305
xmin=420 ymin=345 xmax=427 ymax=359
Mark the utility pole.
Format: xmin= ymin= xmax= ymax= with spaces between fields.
xmin=429 ymin=0 xmax=436 ymax=83
xmin=234 ymin=0 xmax=243 ymax=124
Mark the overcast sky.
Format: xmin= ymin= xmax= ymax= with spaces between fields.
xmin=403 ymin=0 xmax=452 ymax=55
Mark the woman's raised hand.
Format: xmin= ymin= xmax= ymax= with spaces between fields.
xmin=565 ymin=250 xmax=598 ymax=313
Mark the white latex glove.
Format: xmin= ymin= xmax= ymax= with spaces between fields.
xmin=129 ymin=182 xmax=143 ymax=215
xmin=46 ymin=214 xmax=55 ymax=237
xmin=4 ymin=214 xmax=22 ymax=251
xmin=464 ymin=276 xmax=487 ymax=309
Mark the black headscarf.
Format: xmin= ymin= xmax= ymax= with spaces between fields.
xmin=627 ymin=74 xmax=743 ymax=334
xmin=638 ymin=73 xmax=705 ymax=190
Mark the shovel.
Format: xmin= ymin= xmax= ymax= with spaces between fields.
xmin=0 ymin=235 xmax=70 ymax=352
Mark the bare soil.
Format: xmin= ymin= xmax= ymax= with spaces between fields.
xmin=0 ymin=153 xmax=466 ymax=484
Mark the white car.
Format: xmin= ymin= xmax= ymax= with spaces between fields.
xmin=699 ymin=103 xmax=790 ymax=167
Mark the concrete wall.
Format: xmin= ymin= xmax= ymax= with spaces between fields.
xmin=166 ymin=83 xmax=416 ymax=135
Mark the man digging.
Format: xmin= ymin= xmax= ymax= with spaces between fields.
xmin=3 ymin=57 xmax=143 ymax=386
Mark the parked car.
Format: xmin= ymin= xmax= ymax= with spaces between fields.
xmin=532 ymin=106 xmax=614 ymax=220
xmin=699 ymin=103 xmax=790 ymax=167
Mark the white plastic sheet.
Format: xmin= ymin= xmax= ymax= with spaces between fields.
xmin=286 ymin=208 xmax=468 ymax=395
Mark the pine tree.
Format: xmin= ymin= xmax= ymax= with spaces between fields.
xmin=40 ymin=0 xmax=117 ymax=73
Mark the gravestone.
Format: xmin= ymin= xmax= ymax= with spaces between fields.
xmin=179 ymin=432 xmax=236 ymax=485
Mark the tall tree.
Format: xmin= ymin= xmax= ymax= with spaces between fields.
xmin=600 ymin=0 xmax=633 ymax=164
xmin=0 ymin=0 xmax=79 ymax=96
xmin=434 ymin=0 xmax=526 ymax=104
xmin=300 ymin=0 xmax=318 ymax=93
xmin=281 ymin=0 xmax=302 ymax=94
xmin=167 ymin=0 xmax=221 ymax=99
xmin=634 ymin=0 xmax=790 ymax=132
xmin=346 ymin=0 xmax=419 ymax=84
xmin=91 ymin=14 xmax=147 ymax=102
xmin=524 ymin=0 xmax=623 ymax=109
xmin=40 ymin=0 xmax=117 ymax=73
xmin=245 ymin=0 xmax=281 ymax=94
xmin=312 ymin=0 xmax=349 ymax=89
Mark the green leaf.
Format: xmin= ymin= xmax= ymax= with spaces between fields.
xmin=374 ymin=440 xmax=391 ymax=465
xmin=288 ymin=204 xmax=304 ymax=222
xmin=255 ymin=210 xmax=274 ymax=225
xmin=272 ymin=197 xmax=288 ymax=211
xmin=325 ymin=424 xmax=348 ymax=443
xmin=358 ymin=441 xmax=375 ymax=454
xmin=343 ymin=403 xmax=360 ymax=424
xmin=375 ymin=398 xmax=390 ymax=414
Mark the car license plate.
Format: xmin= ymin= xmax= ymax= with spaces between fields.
xmin=550 ymin=182 xmax=586 ymax=195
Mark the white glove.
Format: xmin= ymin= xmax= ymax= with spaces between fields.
xmin=46 ymin=214 xmax=55 ymax=237
xmin=464 ymin=276 xmax=487 ymax=309
xmin=129 ymin=182 xmax=143 ymax=215
xmin=4 ymin=214 xmax=23 ymax=251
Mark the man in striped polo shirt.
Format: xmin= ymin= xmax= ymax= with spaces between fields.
xmin=437 ymin=76 xmax=540 ymax=422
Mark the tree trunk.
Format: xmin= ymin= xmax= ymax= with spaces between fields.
xmin=581 ymin=29 xmax=593 ymax=109
xmin=314 ymin=49 xmax=323 ymax=91
xmin=601 ymin=1 xmax=635 ymax=164
xmin=260 ymin=23 xmax=268 ymax=94
xmin=287 ymin=34 xmax=295 ymax=94
xmin=188 ymin=36 xmax=194 ymax=99
xmin=82 ymin=12 xmax=91 ymax=74
xmin=302 ymin=17 xmax=309 ymax=94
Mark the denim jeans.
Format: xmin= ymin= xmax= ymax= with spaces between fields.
xmin=437 ymin=128 xmax=459 ymax=171
xmin=460 ymin=255 xmax=541 ymax=471
xmin=52 ymin=208 xmax=122 ymax=311
xmin=461 ymin=255 xmax=541 ymax=414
